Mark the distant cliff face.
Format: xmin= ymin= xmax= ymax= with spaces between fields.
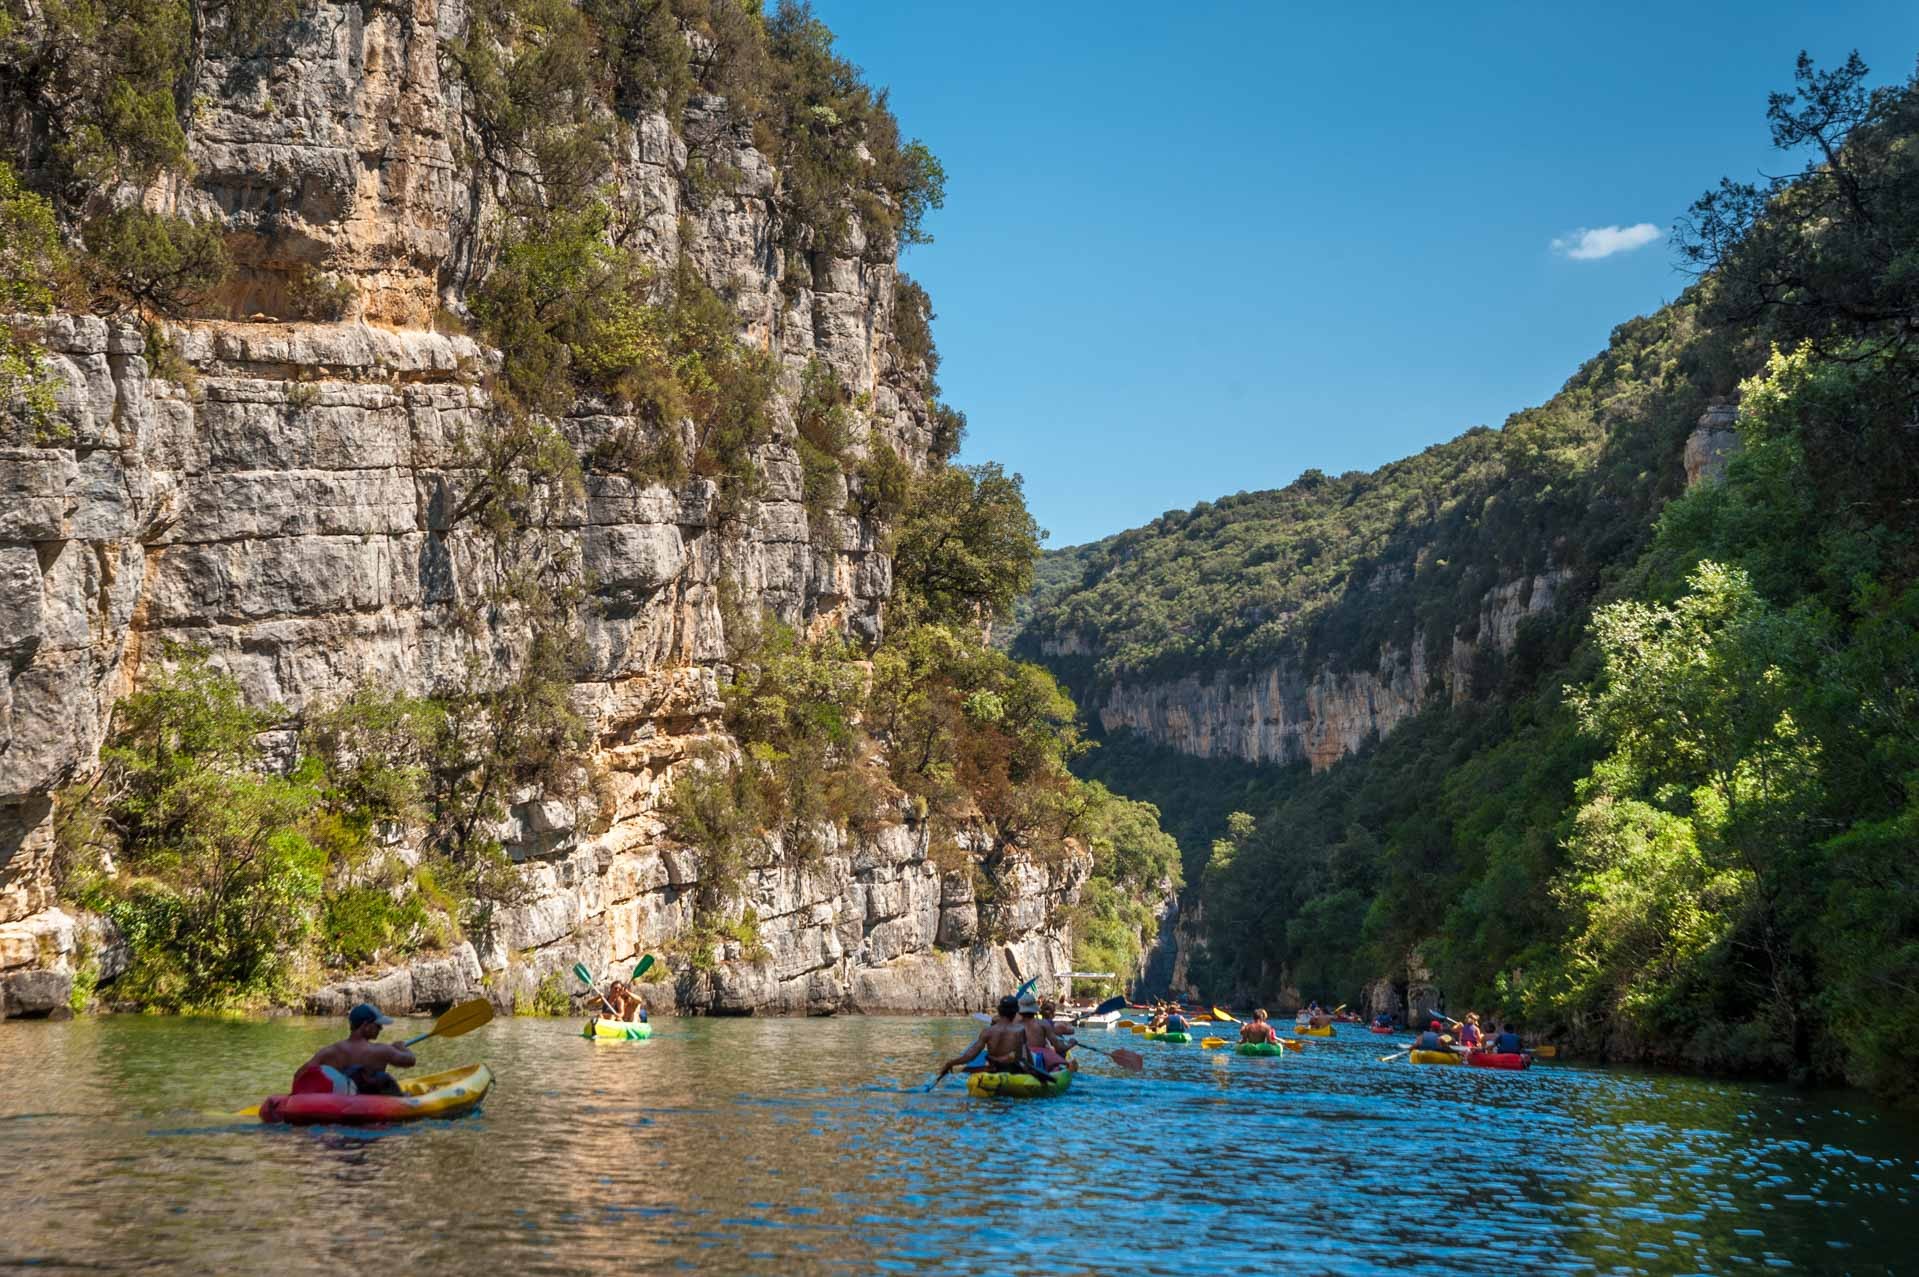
xmin=0 ymin=0 xmax=1080 ymax=1017
xmin=1048 ymin=568 xmax=1572 ymax=772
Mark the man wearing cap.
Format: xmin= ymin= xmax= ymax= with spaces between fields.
xmin=287 ymin=1003 xmax=417 ymax=1096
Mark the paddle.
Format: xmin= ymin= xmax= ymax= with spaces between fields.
xmin=1200 ymin=1036 xmax=1229 ymax=1049
xmin=1089 ymin=994 xmax=1128 ymax=1018
xmin=1211 ymin=1006 xmax=1239 ymax=1024
xmin=573 ymin=961 xmax=619 ymax=1017
xmin=1378 ymin=1049 xmax=1412 ymax=1063
xmin=401 ymin=997 xmax=493 ymax=1047
xmin=1068 ymin=1040 xmax=1145 ymax=1072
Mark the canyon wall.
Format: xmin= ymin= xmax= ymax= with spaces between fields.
xmin=0 ymin=0 xmax=1083 ymax=1017
xmin=1080 ymin=567 xmax=1572 ymax=772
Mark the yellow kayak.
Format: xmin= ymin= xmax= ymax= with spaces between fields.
xmin=1409 ymin=1049 xmax=1464 ymax=1065
xmin=259 ymin=1064 xmax=493 ymax=1125
xmin=585 ymin=1017 xmax=653 ymax=1040
xmin=966 ymin=1068 xmax=1073 ymax=1099
xmin=1294 ymin=1024 xmax=1334 ymax=1037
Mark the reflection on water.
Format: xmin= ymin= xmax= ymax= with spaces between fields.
xmin=1 ymin=1016 xmax=1913 ymax=1274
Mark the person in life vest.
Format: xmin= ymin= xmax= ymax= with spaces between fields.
xmin=1239 ymin=1009 xmax=1280 ymax=1044
xmin=1490 ymin=1023 xmax=1524 ymax=1054
xmin=1149 ymin=1005 xmax=1190 ymax=1035
xmin=1412 ymin=1020 xmax=1454 ymax=1053
xmin=1458 ymin=1012 xmax=1484 ymax=1050
xmin=289 ymin=1003 xmax=416 ymax=1096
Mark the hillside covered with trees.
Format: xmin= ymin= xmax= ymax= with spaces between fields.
xmin=1018 ymin=53 xmax=1919 ymax=1102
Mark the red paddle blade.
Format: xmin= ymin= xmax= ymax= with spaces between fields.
xmin=1111 ymin=1047 xmax=1145 ymax=1072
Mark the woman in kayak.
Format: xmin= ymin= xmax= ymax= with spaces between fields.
xmin=1457 ymin=1012 xmax=1483 ymax=1050
xmin=1238 ymin=1009 xmax=1280 ymax=1044
xmin=1412 ymin=1021 xmax=1454 ymax=1054
xmin=289 ymin=1003 xmax=416 ymax=1096
xmin=607 ymin=980 xmax=648 ymax=1023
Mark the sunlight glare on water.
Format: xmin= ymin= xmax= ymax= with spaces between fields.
xmin=1 ymin=1016 xmax=1913 ymax=1274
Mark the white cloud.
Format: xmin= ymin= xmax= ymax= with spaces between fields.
xmin=1550 ymin=223 xmax=1661 ymax=261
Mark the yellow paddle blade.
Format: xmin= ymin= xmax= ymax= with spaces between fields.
xmin=235 ymin=1104 xmax=260 ymax=1117
xmin=1211 ymin=1006 xmax=1238 ymax=1023
xmin=1116 ymin=1019 xmax=1137 ymax=1028
xmin=1200 ymin=1037 xmax=1228 ymax=1048
xmin=428 ymin=997 xmax=495 ymax=1040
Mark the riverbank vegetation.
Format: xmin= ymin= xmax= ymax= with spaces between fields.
xmin=666 ymin=455 xmax=1181 ymax=982
xmin=1023 ymin=54 xmax=1919 ymax=1101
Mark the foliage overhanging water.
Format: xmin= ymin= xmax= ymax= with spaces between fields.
xmin=2 ymin=1017 xmax=1913 ymax=1274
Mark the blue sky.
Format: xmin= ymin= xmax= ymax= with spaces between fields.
xmin=811 ymin=2 xmax=1919 ymax=547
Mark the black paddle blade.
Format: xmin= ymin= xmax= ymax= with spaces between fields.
xmin=1091 ymin=994 xmax=1128 ymax=1017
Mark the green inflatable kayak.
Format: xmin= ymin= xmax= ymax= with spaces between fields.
xmin=1236 ymin=1041 xmax=1284 ymax=1056
xmin=967 ymin=1068 xmax=1073 ymax=1099
xmin=585 ymin=1017 xmax=652 ymax=1040
xmin=1144 ymin=1030 xmax=1192 ymax=1043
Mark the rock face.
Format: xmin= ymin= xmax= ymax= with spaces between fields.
xmin=1089 ymin=567 xmax=1572 ymax=772
xmin=0 ymin=2 xmax=1078 ymax=1016
xmin=1684 ymin=401 xmax=1742 ymax=487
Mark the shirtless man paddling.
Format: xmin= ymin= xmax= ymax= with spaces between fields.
xmin=289 ymin=1003 xmax=417 ymax=1096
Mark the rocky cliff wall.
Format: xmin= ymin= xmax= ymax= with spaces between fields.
xmin=1085 ymin=567 xmax=1572 ymax=772
xmin=0 ymin=0 xmax=1081 ymax=1016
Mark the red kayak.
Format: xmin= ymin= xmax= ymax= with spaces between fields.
xmin=1466 ymin=1051 xmax=1531 ymax=1070
xmin=1368 ymin=1025 xmax=1396 ymax=1035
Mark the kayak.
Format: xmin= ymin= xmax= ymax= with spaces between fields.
xmin=1235 ymin=1042 xmax=1284 ymax=1057
xmin=1408 ymin=1050 xmax=1463 ymax=1066
xmin=585 ymin=1017 xmax=652 ymax=1040
xmin=259 ymin=1064 xmax=493 ymax=1125
xmin=966 ymin=1068 xmax=1073 ymax=1099
xmin=1076 ymin=1010 xmax=1122 ymax=1027
xmin=1144 ymin=1030 xmax=1192 ymax=1043
xmin=1294 ymin=1025 xmax=1334 ymax=1038
xmin=1533 ymin=1045 xmax=1559 ymax=1058
xmin=1368 ymin=1026 xmax=1396 ymax=1035
xmin=1467 ymin=1051 xmax=1532 ymax=1070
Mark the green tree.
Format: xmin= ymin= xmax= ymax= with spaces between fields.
xmin=892 ymin=462 xmax=1043 ymax=628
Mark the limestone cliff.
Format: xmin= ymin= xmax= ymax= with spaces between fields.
xmin=1062 ymin=566 xmax=1572 ymax=772
xmin=0 ymin=1 xmax=1084 ymax=1017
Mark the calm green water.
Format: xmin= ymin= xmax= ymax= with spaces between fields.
xmin=1 ymin=1016 xmax=1913 ymax=1274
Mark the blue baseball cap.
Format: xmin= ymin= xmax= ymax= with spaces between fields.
xmin=348 ymin=1003 xmax=393 ymax=1029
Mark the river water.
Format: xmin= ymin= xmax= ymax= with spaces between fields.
xmin=1 ymin=1015 xmax=1913 ymax=1274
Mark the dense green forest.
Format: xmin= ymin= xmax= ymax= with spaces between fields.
xmin=1021 ymin=54 xmax=1919 ymax=1102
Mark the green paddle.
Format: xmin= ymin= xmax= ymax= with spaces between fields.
xmin=574 ymin=961 xmax=618 ymax=1016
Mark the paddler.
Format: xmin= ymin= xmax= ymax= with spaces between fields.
xmin=607 ymin=980 xmax=649 ymax=1023
xmin=1017 ymin=993 xmax=1073 ymax=1071
xmin=937 ymin=996 xmax=1032 ymax=1080
xmin=1238 ymin=1008 xmax=1280 ymax=1044
xmin=289 ymin=1003 xmax=416 ymax=1096
xmin=1039 ymin=999 xmax=1077 ymax=1065
xmin=1458 ymin=1012 xmax=1483 ymax=1050
xmin=1412 ymin=1020 xmax=1454 ymax=1054
xmin=1489 ymin=1022 xmax=1523 ymax=1054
